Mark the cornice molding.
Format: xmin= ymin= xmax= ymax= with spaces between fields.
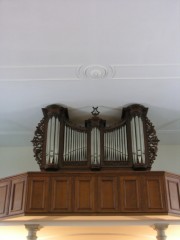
xmin=0 ymin=64 xmax=180 ymax=81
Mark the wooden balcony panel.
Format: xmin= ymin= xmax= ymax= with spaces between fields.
xmin=98 ymin=176 xmax=118 ymax=212
xmin=0 ymin=180 xmax=11 ymax=217
xmin=120 ymin=176 xmax=142 ymax=212
xmin=74 ymin=176 xmax=95 ymax=212
xmin=143 ymin=175 xmax=168 ymax=213
xmin=50 ymin=177 xmax=72 ymax=212
xmin=165 ymin=174 xmax=180 ymax=215
xmin=26 ymin=176 xmax=49 ymax=213
xmin=9 ymin=176 xmax=27 ymax=216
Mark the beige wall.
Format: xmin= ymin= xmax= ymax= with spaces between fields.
xmin=0 ymin=145 xmax=179 ymax=178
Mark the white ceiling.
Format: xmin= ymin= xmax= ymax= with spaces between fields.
xmin=0 ymin=0 xmax=180 ymax=148
xmin=0 ymin=1 xmax=180 ymax=239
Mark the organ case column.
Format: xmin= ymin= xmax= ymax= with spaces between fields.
xmin=85 ymin=107 xmax=106 ymax=170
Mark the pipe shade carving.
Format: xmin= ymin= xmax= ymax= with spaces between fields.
xmin=32 ymin=104 xmax=159 ymax=171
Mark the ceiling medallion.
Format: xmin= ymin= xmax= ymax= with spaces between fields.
xmin=77 ymin=65 xmax=114 ymax=79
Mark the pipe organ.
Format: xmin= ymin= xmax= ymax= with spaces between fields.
xmin=32 ymin=104 xmax=159 ymax=171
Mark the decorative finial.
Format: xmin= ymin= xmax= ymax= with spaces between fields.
xmin=91 ymin=107 xmax=100 ymax=117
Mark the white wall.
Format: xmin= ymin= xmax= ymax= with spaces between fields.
xmin=0 ymin=147 xmax=39 ymax=178
xmin=0 ymin=145 xmax=180 ymax=178
xmin=152 ymin=144 xmax=180 ymax=174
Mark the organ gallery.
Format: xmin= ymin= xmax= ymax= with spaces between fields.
xmin=0 ymin=104 xmax=180 ymax=223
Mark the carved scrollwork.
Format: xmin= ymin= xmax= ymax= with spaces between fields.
xmin=31 ymin=118 xmax=46 ymax=169
xmin=145 ymin=117 xmax=159 ymax=167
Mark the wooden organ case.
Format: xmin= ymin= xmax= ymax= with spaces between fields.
xmin=1 ymin=104 xmax=180 ymax=219
xmin=32 ymin=104 xmax=159 ymax=171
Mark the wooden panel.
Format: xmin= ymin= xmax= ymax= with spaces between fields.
xmin=1 ymin=171 xmax=180 ymax=218
xmin=143 ymin=176 xmax=167 ymax=212
xmin=26 ymin=177 xmax=49 ymax=213
xmin=120 ymin=176 xmax=142 ymax=212
xmin=74 ymin=176 xmax=95 ymax=212
xmin=50 ymin=177 xmax=72 ymax=212
xmin=166 ymin=176 xmax=180 ymax=214
xmin=98 ymin=176 xmax=118 ymax=212
xmin=0 ymin=180 xmax=11 ymax=217
xmin=9 ymin=177 xmax=26 ymax=215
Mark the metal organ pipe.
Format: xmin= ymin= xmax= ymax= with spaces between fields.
xmin=121 ymin=128 xmax=125 ymax=160
xmin=76 ymin=132 xmax=79 ymax=161
xmin=46 ymin=118 xmax=51 ymax=163
xmin=115 ymin=130 xmax=117 ymax=160
xmin=50 ymin=117 xmax=55 ymax=159
xmin=131 ymin=116 xmax=145 ymax=164
xmin=109 ymin=131 xmax=112 ymax=160
xmin=54 ymin=118 xmax=60 ymax=164
xmin=78 ymin=132 xmax=81 ymax=160
xmin=139 ymin=117 xmax=145 ymax=163
xmin=63 ymin=124 xmax=87 ymax=162
xmin=83 ymin=132 xmax=87 ymax=160
xmin=63 ymin=125 xmax=67 ymax=161
xmin=63 ymin=121 xmax=139 ymax=164
xmin=80 ymin=131 xmax=82 ymax=160
xmin=131 ymin=117 xmax=136 ymax=163
xmin=104 ymin=125 xmax=128 ymax=162
xmin=135 ymin=116 xmax=141 ymax=162
xmin=117 ymin=129 xmax=120 ymax=160
xmin=46 ymin=117 xmax=60 ymax=165
xmin=119 ymin=128 xmax=122 ymax=160
xmin=91 ymin=127 xmax=100 ymax=164
xmin=124 ymin=125 xmax=128 ymax=161
xmin=113 ymin=131 xmax=115 ymax=160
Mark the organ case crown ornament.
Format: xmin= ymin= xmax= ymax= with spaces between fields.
xmin=32 ymin=104 xmax=159 ymax=171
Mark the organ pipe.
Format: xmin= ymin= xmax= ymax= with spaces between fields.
xmin=46 ymin=116 xmax=60 ymax=165
xmin=63 ymin=124 xmax=88 ymax=162
xmin=91 ymin=127 xmax=100 ymax=164
xmin=131 ymin=116 xmax=145 ymax=164
xmin=104 ymin=124 xmax=128 ymax=162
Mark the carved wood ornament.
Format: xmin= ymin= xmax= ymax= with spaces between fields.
xmin=32 ymin=104 xmax=159 ymax=171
